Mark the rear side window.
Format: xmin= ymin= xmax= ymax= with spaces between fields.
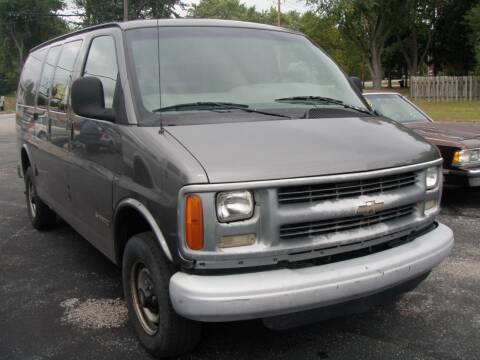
xmin=50 ymin=40 xmax=82 ymax=112
xmin=17 ymin=48 xmax=47 ymax=106
xmin=83 ymin=36 xmax=118 ymax=109
xmin=37 ymin=46 xmax=62 ymax=108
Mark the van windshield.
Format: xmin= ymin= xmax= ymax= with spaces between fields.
xmin=125 ymin=26 xmax=368 ymax=125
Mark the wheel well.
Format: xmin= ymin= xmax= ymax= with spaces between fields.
xmin=114 ymin=205 xmax=152 ymax=265
xmin=21 ymin=147 xmax=31 ymax=174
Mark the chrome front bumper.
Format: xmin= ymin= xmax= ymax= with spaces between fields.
xmin=444 ymin=168 xmax=480 ymax=187
xmin=169 ymin=222 xmax=453 ymax=322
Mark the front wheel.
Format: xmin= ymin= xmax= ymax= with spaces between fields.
xmin=122 ymin=232 xmax=201 ymax=358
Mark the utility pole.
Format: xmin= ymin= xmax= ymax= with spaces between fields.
xmin=277 ymin=0 xmax=281 ymax=26
xmin=123 ymin=0 xmax=128 ymax=21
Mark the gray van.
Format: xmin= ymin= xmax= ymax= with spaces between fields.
xmin=16 ymin=19 xmax=454 ymax=357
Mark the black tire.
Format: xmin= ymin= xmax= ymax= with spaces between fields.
xmin=122 ymin=232 xmax=201 ymax=358
xmin=24 ymin=167 xmax=56 ymax=230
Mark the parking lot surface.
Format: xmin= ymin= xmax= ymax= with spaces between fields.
xmin=1 ymin=114 xmax=479 ymax=359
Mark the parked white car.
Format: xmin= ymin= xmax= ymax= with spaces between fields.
xmin=0 ymin=96 xmax=5 ymax=111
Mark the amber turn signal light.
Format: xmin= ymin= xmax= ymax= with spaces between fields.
xmin=185 ymin=195 xmax=204 ymax=250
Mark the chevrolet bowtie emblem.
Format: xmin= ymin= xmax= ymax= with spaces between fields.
xmin=357 ymin=200 xmax=384 ymax=216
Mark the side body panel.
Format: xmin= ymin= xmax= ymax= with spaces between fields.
xmin=17 ymin=48 xmax=52 ymax=202
xmin=67 ymin=29 xmax=123 ymax=259
xmin=66 ymin=27 xmax=209 ymax=262
xmin=43 ymin=38 xmax=84 ymax=217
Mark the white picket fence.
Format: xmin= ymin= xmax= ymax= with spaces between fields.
xmin=410 ymin=76 xmax=480 ymax=101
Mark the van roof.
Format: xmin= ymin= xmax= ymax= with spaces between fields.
xmin=30 ymin=19 xmax=294 ymax=53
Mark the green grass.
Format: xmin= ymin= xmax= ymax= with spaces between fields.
xmin=413 ymin=101 xmax=480 ymax=122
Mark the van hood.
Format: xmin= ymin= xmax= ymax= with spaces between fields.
xmin=166 ymin=117 xmax=440 ymax=183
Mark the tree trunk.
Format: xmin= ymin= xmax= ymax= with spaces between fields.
xmin=369 ymin=45 xmax=384 ymax=90
xmin=8 ymin=27 xmax=24 ymax=73
xmin=409 ymin=34 xmax=419 ymax=77
xmin=400 ymin=27 xmax=432 ymax=79
xmin=409 ymin=63 xmax=418 ymax=78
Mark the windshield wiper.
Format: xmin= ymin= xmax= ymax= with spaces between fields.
xmin=275 ymin=96 xmax=375 ymax=116
xmin=153 ymin=102 xmax=291 ymax=119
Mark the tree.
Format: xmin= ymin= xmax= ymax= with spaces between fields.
xmin=432 ymin=0 xmax=480 ymax=75
xmin=189 ymin=0 xmax=364 ymax=76
xmin=75 ymin=0 xmax=184 ymax=26
xmin=308 ymin=0 xmax=405 ymax=89
xmin=381 ymin=37 xmax=403 ymax=87
xmin=394 ymin=0 xmax=437 ymax=77
xmin=261 ymin=8 xmax=302 ymax=29
xmin=74 ymin=0 xmax=123 ymax=25
xmin=0 ymin=0 xmax=68 ymax=90
xmin=466 ymin=3 xmax=480 ymax=73
xmin=300 ymin=11 xmax=364 ymax=77
xmin=189 ymin=0 xmax=302 ymax=29
xmin=188 ymin=0 xmax=259 ymax=21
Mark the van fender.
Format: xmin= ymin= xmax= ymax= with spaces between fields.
xmin=20 ymin=144 xmax=35 ymax=177
xmin=115 ymin=198 xmax=173 ymax=262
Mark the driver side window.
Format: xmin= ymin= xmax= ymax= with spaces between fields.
xmin=83 ymin=36 xmax=118 ymax=109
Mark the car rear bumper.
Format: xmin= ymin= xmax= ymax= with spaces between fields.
xmin=444 ymin=168 xmax=480 ymax=187
xmin=169 ymin=222 xmax=453 ymax=322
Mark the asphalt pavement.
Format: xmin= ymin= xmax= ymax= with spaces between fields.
xmin=0 ymin=113 xmax=479 ymax=360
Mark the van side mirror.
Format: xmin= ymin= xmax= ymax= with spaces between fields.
xmin=349 ymin=76 xmax=363 ymax=94
xmin=71 ymin=77 xmax=115 ymax=122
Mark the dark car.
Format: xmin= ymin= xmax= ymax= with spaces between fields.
xmin=16 ymin=20 xmax=453 ymax=358
xmin=365 ymin=92 xmax=480 ymax=187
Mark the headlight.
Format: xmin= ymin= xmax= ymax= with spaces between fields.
xmin=216 ymin=190 xmax=254 ymax=223
xmin=452 ymin=149 xmax=480 ymax=166
xmin=426 ymin=166 xmax=439 ymax=189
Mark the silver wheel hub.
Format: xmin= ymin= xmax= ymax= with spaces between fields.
xmin=130 ymin=262 xmax=159 ymax=335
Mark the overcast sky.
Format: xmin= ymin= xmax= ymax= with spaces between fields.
xmin=185 ymin=0 xmax=310 ymax=13
xmin=62 ymin=0 xmax=312 ymax=20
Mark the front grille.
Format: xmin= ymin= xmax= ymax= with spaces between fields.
xmin=278 ymin=172 xmax=416 ymax=205
xmin=279 ymin=204 xmax=415 ymax=239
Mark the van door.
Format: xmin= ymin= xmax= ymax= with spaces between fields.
xmin=69 ymin=34 xmax=121 ymax=257
xmin=45 ymin=40 xmax=83 ymax=215
xmin=31 ymin=45 xmax=62 ymax=204
xmin=16 ymin=47 xmax=47 ymax=185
